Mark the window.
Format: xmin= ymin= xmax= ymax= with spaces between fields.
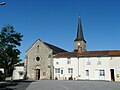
xmin=36 ymin=45 xmax=39 ymax=53
xmin=61 ymin=70 xmax=63 ymax=74
xmin=97 ymin=59 xmax=101 ymax=65
xmin=67 ymin=58 xmax=71 ymax=64
xmin=86 ymin=70 xmax=89 ymax=76
xmin=55 ymin=68 xmax=60 ymax=73
xmin=56 ymin=61 xmax=59 ymax=64
xmin=87 ymin=59 xmax=91 ymax=65
xmin=68 ymin=68 xmax=73 ymax=74
xmin=100 ymin=70 xmax=105 ymax=76
xmin=36 ymin=57 xmax=40 ymax=61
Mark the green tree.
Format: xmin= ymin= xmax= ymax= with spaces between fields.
xmin=0 ymin=25 xmax=23 ymax=78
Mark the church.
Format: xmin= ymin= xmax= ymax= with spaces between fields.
xmin=24 ymin=39 xmax=67 ymax=80
xmin=25 ymin=16 xmax=120 ymax=81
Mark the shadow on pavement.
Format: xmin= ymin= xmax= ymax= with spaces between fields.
xmin=0 ymin=80 xmax=34 ymax=90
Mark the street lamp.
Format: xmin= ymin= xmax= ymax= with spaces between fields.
xmin=0 ymin=2 xmax=5 ymax=6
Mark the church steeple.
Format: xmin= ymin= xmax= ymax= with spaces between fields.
xmin=74 ymin=16 xmax=86 ymax=42
xmin=74 ymin=16 xmax=86 ymax=52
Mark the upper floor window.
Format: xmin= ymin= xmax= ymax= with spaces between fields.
xmin=67 ymin=58 xmax=71 ymax=64
xmin=36 ymin=45 xmax=39 ymax=53
xmin=36 ymin=56 xmax=41 ymax=61
xmin=86 ymin=59 xmax=91 ymax=65
xmin=68 ymin=68 xmax=73 ymax=74
xmin=56 ymin=61 xmax=59 ymax=65
xmin=97 ymin=59 xmax=101 ymax=65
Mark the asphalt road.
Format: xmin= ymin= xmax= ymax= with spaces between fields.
xmin=0 ymin=80 xmax=33 ymax=90
xmin=26 ymin=80 xmax=120 ymax=90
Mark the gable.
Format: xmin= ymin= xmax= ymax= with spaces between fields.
xmin=26 ymin=39 xmax=51 ymax=54
xmin=26 ymin=39 xmax=67 ymax=54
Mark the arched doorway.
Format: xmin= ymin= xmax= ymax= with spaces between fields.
xmin=36 ymin=69 xmax=40 ymax=80
xmin=35 ymin=65 xmax=40 ymax=80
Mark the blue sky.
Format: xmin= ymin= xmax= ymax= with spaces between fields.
xmin=0 ymin=0 xmax=120 ymax=61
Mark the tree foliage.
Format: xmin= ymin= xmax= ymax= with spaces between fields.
xmin=0 ymin=25 xmax=23 ymax=77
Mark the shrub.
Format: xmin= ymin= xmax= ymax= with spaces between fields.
xmin=55 ymin=76 xmax=58 ymax=80
xmin=69 ymin=75 xmax=73 ymax=80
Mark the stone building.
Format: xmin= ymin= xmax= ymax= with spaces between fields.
xmin=25 ymin=39 xmax=67 ymax=80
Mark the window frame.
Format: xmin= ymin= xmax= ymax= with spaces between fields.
xmin=97 ymin=59 xmax=101 ymax=65
xmin=67 ymin=58 xmax=71 ymax=64
xmin=86 ymin=70 xmax=89 ymax=76
xmin=86 ymin=59 xmax=91 ymax=65
xmin=55 ymin=68 xmax=60 ymax=73
xmin=100 ymin=70 xmax=105 ymax=76
xmin=68 ymin=68 xmax=73 ymax=74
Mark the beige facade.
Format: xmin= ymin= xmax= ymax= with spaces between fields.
xmin=54 ymin=57 xmax=79 ymax=80
xmin=109 ymin=57 xmax=120 ymax=81
xmin=25 ymin=39 xmax=53 ymax=80
xmin=54 ymin=56 xmax=120 ymax=81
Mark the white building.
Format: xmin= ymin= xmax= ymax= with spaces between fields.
xmin=12 ymin=63 xmax=25 ymax=80
xmin=53 ymin=16 xmax=120 ymax=81
xmin=54 ymin=52 xmax=120 ymax=81
xmin=0 ymin=68 xmax=4 ymax=73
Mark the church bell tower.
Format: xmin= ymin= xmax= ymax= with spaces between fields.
xmin=74 ymin=16 xmax=86 ymax=52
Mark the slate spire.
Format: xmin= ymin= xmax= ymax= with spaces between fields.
xmin=74 ymin=16 xmax=86 ymax=43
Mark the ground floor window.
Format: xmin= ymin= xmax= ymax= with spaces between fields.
xmin=61 ymin=70 xmax=63 ymax=74
xmin=86 ymin=70 xmax=89 ymax=76
xmin=55 ymin=68 xmax=60 ymax=73
xmin=68 ymin=68 xmax=73 ymax=74
xmin=100 ymin=70 xmax=105 ymax=76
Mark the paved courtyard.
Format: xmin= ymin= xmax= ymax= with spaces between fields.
xmin=0 ymin=80 xmax=33 ymax=90
xmin=1 ymin=80 xmax=120 ymax=90
xmin=26 ymin=80 xmax=120 ymax=90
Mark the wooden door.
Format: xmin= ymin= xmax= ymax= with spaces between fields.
xmin=36 ymin=69 xmax=40 ymax=80
xmin=110 ymin=69 xmax=115 ymax=81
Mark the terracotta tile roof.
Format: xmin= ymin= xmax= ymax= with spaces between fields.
xmin=54 ymin=50 xmax=120 ymax=58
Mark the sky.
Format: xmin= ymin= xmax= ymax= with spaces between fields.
xmin=0 ymin=0 xmax=120 ymax=61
